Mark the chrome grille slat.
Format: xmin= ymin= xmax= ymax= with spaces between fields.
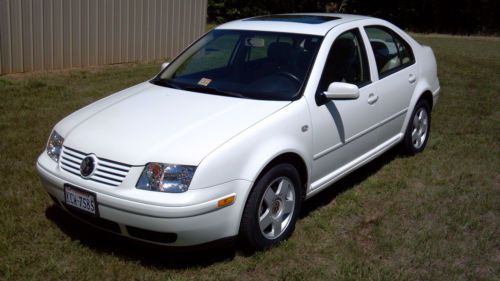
xmin=97 ymin=160 xmax=131 ymax=171
xmin=60 ymin=146 xmax=131 ymax=187
xmin=94 ymin=171 xmax=124 ymax=182
xmin=61 ymin=160 xmax=80 ymax=171
xmin=62 ymin=152 xmax=83 ymax=161
xmin=91 ymin=175 xmax=121 ymax=186
xmin=61 ymin=156 xmax=80 ymax=166
xmin=98 ymin=163 xmax=129 ymax=173
xmin=96 ymin=167 xmax=128 ymax=177
xmin=62 ymin=167 xmax=80 ymax=177
xmin=64 ymin=150 xmax=84 ymax=160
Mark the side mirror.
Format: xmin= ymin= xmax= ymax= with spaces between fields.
xmin=160 ymin=62 xmax=170 ymax=71
xmin=323 ymin=82 xmax=360 ymax=100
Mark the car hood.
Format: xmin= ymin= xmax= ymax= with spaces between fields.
xmin=58 ymin=82 xmax=289 ymax=166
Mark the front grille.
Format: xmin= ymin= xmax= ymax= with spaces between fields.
xmin=60 ymin=146 xmax=131 ymax=187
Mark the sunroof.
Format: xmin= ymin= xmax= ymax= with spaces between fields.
xmin=246 ymin=15 xmax=340 ymax=24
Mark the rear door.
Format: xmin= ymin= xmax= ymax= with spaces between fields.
xmin=361 ymin=25 xmax=418 ymax=142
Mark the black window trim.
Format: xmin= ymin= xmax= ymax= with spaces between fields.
xmin=354 ymin=27 xmax=373 ymax=88
xmin=364 ymin=25 xmax=416 ymax=80
xmin=315 ymin=27 xmax=373 ymax=106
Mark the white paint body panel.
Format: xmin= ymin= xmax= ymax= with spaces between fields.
xmin=58 ymin=82 xmax=289 ymax=167
xmin=37 ymin=14 xmax=440 ymax=246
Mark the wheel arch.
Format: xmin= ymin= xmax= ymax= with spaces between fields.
xmin=401 ymin=81 xmax=434 ymax=135
xmin=420 ymin=90 xmax=434 ymax=110
xmin=254 ymin=152 xmax=309 ymax=198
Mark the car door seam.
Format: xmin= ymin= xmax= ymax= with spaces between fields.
xmin=313 ymin=107 xmax=408 ymax=160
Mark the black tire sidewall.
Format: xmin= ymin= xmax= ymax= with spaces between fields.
xmin=240 ymin=163 xmax=302 ymax=250
xmin=403 ymin=99 xmax=431 ymax=155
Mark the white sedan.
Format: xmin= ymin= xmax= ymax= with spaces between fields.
xmin=37 ymin=14 xmax=440 ymax=250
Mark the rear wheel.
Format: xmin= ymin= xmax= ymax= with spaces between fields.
xmin=240 ymin=163 xmax=302 ymax=251
xmin=402 ymin=99 xmax=431 ymax=155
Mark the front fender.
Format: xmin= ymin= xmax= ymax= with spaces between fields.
xmin=190 ymin=97 xmax=312 ymax=190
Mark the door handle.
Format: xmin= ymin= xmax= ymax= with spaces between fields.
xmin=408 ymin=74 xmax=417 ymax=84
xmin=367 ymin=93 xmax=379 ymax=105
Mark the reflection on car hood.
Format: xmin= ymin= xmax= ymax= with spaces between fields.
xmin=58 ymin=82 xmax=289 ymax=165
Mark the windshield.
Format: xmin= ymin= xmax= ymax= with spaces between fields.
xmin=154 ymin=30 xmax=323 ymax=101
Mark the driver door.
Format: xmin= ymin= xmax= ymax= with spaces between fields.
xmin=308 ymin=28 xmax=381 ymax=189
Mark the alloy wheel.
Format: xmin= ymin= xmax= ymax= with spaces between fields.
xmin=411 ymin=107 xmax=429 ymax=149
xmin=258 ymin=176 xmax=296 ymax=240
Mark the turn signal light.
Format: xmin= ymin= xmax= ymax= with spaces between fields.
xmin=217 ymin=195 xmax=236 ymax=208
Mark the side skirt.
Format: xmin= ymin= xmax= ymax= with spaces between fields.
xmin=306 ymin=133 xmax=403 ymax=199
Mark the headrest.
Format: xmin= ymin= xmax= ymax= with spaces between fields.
xmin=370 ymin=41 xmax=389 ymax=56
xmin=304 ymin=39 xmax=320 ymax=52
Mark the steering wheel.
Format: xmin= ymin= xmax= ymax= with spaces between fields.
xmin=275 ymin=72 xmax=301 ymax=86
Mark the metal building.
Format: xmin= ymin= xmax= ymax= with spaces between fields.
xmin=0 ymin=0 xmax=207 ymax=74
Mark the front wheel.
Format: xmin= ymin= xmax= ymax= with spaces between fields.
xmin=402 ymin=99 xmax=431 ymax=155
xmin=239 ymin=163 xmax=302 ymax=251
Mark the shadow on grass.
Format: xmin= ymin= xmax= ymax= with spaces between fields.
xmin=300 ymin=146 xmax=400 ymax=218
xmin=45 ymin=206 xmax=237 ymax=269
xmin=45 ymin=147 xmax=400 ymax=269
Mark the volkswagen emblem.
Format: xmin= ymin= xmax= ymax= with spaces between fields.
xmin=80 ymin=155 xmax=97 ymax=178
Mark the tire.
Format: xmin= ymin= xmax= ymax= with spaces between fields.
xmin=239 ymin=163 xmax=302 ymax=251
xmin=402 ymin=99 xmax=431 ymax=155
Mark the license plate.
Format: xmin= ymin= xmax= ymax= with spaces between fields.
xmin=64 ymin=185 xmax=98 ymax=215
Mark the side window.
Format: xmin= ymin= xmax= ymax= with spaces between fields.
xmin=317 ymin=29 xmax=370 ymax=93
xmin=365 ymin=26 xmax=415 ymax=77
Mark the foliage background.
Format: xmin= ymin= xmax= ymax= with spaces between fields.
xmin=0 ymin=35 xmax=499 ymax=280
xmin=208 ymin=0 xmax=500 ymax=35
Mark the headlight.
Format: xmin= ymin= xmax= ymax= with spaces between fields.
xmin=46 ymin=130 xmax=64 ymax=162
xmin=136 ymin=163 xmax=196 ymax=193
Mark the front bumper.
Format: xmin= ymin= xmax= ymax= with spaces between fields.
xmin=36 ymin=153 xmax=252 ymax=246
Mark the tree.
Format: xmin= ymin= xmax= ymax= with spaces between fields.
xmin=208 ymin=0 xmax=500 ymax=34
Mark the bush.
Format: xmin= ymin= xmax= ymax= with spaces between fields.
xmin=208 ymin=0 xmax=500 ymax=35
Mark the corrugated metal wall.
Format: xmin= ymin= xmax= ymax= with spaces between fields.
xmin=0 ymin=0 xmax=207 ymax=74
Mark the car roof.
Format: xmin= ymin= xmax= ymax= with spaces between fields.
xmin=216 ymin=13 xmax=373 ymax=36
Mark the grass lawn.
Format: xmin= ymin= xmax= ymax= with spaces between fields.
xmin=0 ymin=35 xmax=499 ymax=281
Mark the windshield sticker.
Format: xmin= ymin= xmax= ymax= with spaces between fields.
xmin=197 ymin=78 xmax=212 ymax=87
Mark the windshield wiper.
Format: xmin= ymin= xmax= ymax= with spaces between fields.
xmin=152 ymin=78 xmax=245 ymax=98
xmin=182 ymin=85 xmax=245 ymax=98
xmin=150 ymin=78 xmax=182 ymax=90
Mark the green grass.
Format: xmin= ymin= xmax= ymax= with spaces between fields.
xmin=1 ymin=35 xmax=499 ymax=281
